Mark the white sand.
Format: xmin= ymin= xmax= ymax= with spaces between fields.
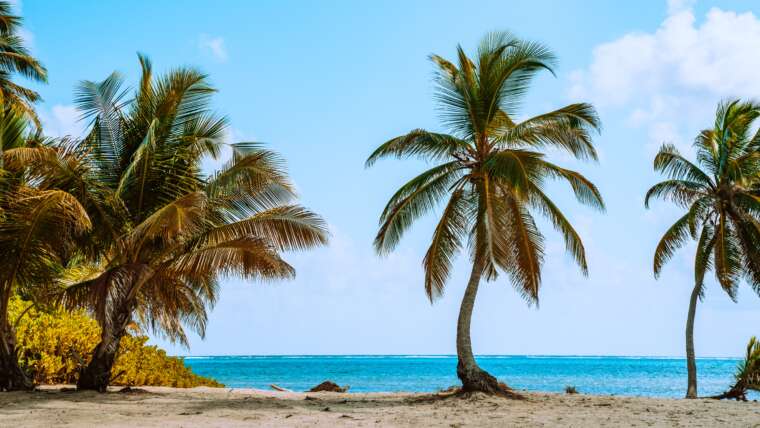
xmin=1 ymin=386 xmax=758 ymax=427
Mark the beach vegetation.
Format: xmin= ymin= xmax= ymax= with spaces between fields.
xmin=10 ymin=295 xmax=221 ymax=387
xmin=711 ymin=336 xmax=760 ymax=401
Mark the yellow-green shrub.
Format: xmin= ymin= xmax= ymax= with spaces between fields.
xmin=9 ymin=296 xmax=222 ymax=387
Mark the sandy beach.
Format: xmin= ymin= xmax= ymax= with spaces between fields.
xmin=1 ymin=386 xmax=758 ymax=427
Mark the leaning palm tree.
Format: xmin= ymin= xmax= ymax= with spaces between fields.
xmin=0 ymin=1 xmax=47 ymax=127
xmin=0 ymin=109 xmax=91 ymax=390
xmin=711 ymin=336 xmax=760 ymax=401
xmin=366 ymin=32 xmax=604 ymax=395
xmin=646 ymin=99 xmax=760 ymax=399
xmin=41 ymin=55 xmax=329 ymax=392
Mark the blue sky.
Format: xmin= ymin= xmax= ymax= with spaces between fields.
xmin=20 ymin=0 xmax=760 ymax=357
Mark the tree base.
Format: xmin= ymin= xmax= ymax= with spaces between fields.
xmin=77 ymin=350 xmax=117 ymax=392
xmin=0 ymin=357 xmax=33 ymax=392
xmin=457 ymin=362 xmax=523 ymax=399
xmin=0 ymin=327 xmax=33 ymax=391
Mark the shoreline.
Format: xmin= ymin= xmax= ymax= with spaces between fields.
xmin=1 ymin=386 xmax=758 ymax=427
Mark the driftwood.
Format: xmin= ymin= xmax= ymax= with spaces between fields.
xmin=269 ymin=384 xmax=293 ymax=392
xmin=308 ymin=381 xmax=349 ymax=393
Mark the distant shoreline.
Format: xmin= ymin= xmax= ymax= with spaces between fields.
xmin=177 ymin=354 xmax=745 ymax=360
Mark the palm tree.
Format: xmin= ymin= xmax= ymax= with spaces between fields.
xmin=0 ymin=109 xmax=91 ymax=390
xmin=42 ymin=55 xmax=329 ymax=392
xmin=646 ymin=99 xmax=760 ymax=399
xmin=366 ymin=32 xmax=604 ymax=395
xmin=711 ymin=336 xmax=760 ymax=401
xmin=0 ymin=1 xmax=47 ymax=127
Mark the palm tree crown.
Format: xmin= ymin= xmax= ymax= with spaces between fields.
xmin=0 ymin=1 xmax=47 ymax=126
xmin=368 ymin=32 xmax=604 ymax=302
xmin=646 ymin=99 xmax=760 ymax=299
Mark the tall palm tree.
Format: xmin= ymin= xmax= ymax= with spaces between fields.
xmin=41 ymin=55 xmax=329 ymax=392
xmin=646 ymin=99 xmax=760 ymax=399
xmin=366 ymin=32 xmax=604 ymax=395
xmin=0 ymin=109 xmax=91 ymax=390
xmin=0 ymin=1 xmax=47 ymax=127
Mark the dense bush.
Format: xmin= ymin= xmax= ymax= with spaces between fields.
xmin=9 ymin=297 xmax=222 ymax=388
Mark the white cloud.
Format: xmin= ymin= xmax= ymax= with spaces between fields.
xmin=571 ymin=6 xmax=760 ymax=105
xmin=667 ymin=0 xmax=695 ymax=15
xmin=40 ymin=105 xmax=84 ymax=138
xmin=569 ymin=3 xmax=760 ymax=154
xmin=199 ymin=34 xmax=228 ymax=62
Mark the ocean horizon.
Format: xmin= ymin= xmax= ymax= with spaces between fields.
xmin=182 ymin=355 xmax=759 ymax=399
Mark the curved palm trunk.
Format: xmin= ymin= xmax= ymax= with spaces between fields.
xmin=0 ymin=316 xmax=32 ymax=391
xmin=77 ymin=303 xmax=132 ymax=392
xmin=456 ymin=258 xmax=515 ymax=396
xmin=685 ymin=282 xmax=700 ymax=399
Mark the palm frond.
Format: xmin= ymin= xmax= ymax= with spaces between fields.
xmin=365 ymin=130 xmax=470 ymax=167
xmin=644 ymin=179 xmax=706 ymax=209
xmin=0 ymin=188 xmax=92 ymax=294
xmin=502 ymin=187 xmax=544 ymax=303
xmin=498 ymin=103 xmax=600 ymax=160
xmin=423 ymin=189 xmax=469 ymax=301
xmin=375 ymin=161 xmax=463 ymax=254
xmin=538 ymin=160 xmax=605 ymax=211
xmin=653 ymin=212 xmax=692 ymax=278
xmin=713 ymin=214 xmax=742 ymax=300
xmin=654 ymin=144 xmax=714 ymax=186
xmin=693 ymin=224 xmax=716 ymax=300
xmin=529 ymin=185 xmax=587 ymax=274
xmin=204 ymin=204 xmax=328 ymax=252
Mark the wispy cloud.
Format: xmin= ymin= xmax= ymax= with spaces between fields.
xmin=40 ymin=105 xmax=84 ymax=138
xmin=199 ymin=34 xmax=228 ymax=62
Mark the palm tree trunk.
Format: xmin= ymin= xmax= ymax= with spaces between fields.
xmin=0 ymin=290 xmax=33 ymax=391
xmin=77 ymin=304 xmax=132 ymax=392
xmin=685 ymin=282 xmax=700 ymax=399
xmin=455 ymin=257 xmax=513 ymax=395
xmin=0 ymin=315 xmax=32 ymax=391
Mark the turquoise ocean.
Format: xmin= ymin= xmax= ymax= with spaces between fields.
xmin=183 ymin=355 xmax=758 ymax=398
